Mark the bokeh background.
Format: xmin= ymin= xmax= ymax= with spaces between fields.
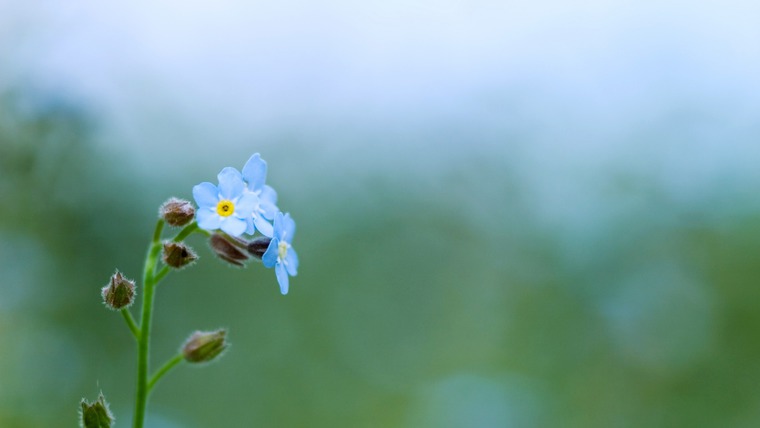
xmin=2 ymin=0 xmax=760 ymax=426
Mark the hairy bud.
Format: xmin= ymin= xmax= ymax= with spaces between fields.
xmin=209 ymin=233 xmax=249 ymax=267
xmin=182 ymin=329 xmax=228 ymax=364
xmin=162 ymin=241 xmax=198 ymax=269
xmin=80 ymin=392 xmax=114 ymax=428
xmin=246 ymin=236 xmax=272 ymax=260
xmin=159 ymin=197 xmax=195 ymax=227
xmin=102 ymin=271 xmax=136 ymax=310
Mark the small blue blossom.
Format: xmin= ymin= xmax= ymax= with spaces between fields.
xmin=241 ymin=153 xmax=279 ymax=238
xmin=193 ymin=167 xmax=258 ymax=237
xmin=262 ymin=212 xmax=299 ymax=294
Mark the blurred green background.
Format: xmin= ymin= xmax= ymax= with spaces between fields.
xmin=2 ymin=1 xmax=760 ymax=427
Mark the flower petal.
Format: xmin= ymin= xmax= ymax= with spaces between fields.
xmin=275 ymin=263 xmax=289 ymax=295
xmin=197 ymin=209 xmax=221 ymax=231
xmin=242 ymin=153 xmax=267 ymax=192
xmin=285 ymin=247 xmax=298 ymax=276
xmin=281 ymin=213 xmax=296 ymax=242
xmin=220 ymin=216 xmax=247 ymax=237
xmin=234 ymin=193 xmax=259 ymax=219
xmin=217 ymin=167 xmax=245 ymax=200
xmin=259 ymin=200 xmax=278 ymax=220
xmin=254 ymin=215 xmax=274 ymax=238
xmin=272 ymin=212 xmax=285 ymax=240
xmin=192 ymin=182 xmax=219 ymax=209
xmin=262 ymin=238 xmax=279 ymax=268
xmin=261 ymin=185 xmax=278 ymax=205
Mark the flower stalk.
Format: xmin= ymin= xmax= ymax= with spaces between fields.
xmin=148 ymin=353 xmax=184 ymax=392
xmin=90 ymin=153 xmax=300 ymax=427
xmin=132 ymin=218 xmax=164 ymax=428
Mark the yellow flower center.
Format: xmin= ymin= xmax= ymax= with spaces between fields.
xmin=278 ymin=241 xmax=289 ymax=260
xmin=216 ymin=200 xmax=235 ymax=217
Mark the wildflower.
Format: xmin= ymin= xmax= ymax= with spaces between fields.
xmin=241 ymin=153 xmax=279 ymax=237
xmin=262 ymin=212 xmax=299 ymax=294
xmin=193 ymin=167 xmax=258 ymax=237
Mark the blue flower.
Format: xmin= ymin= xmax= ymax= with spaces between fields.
xmin=193 ymin=167 xmax=258 ymax=236
xmin=262 ymin=212 xmax=299 ymax=294
xmin=241 ymin=153 xmax=279 ymax=238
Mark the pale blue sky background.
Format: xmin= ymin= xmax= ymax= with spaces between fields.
xmin=3 ymin=0 xmax=757 ymax=260
xmin=3 ymin=0 xmax=758 ymax=199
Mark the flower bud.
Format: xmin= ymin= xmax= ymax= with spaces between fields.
xmin=182 ymin=329 xmax=228 ymax=364
xmin=80 ymin=392 xmax=114 ymax=428
xmin=246 ymin=236 xmax=272 ymax=260
xmin=159 ymin=197 xmax=195 ymax=227
xmin=102 ymin=271 xmax=136 ymax=310
xmin=162 ymin=241 xmax=198 ymax=269
xmin=209 ymin=233 xmax=249 ymax=267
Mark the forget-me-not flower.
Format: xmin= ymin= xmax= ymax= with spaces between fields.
xmin=193 ymin=167 xmax=258 ymax=237
xmin=262 ymin=212 xmax=299 ymax=294
xmin=241 ymin=153 xmax=279 ymax=237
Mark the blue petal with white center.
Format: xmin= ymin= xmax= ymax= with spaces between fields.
xmin=262 ymin=212 xmax=298 ymax=294
xmin=192 ymin=166 xmax=257 ymax=237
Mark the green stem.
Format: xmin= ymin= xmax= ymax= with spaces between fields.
xmin=120 ymin=309 xmax=140 ymax=339
xmin=132 ymin=220 xmax=203 ymax=427
xmin=133 ymin=219 xmax=164 ymax=428
xmin=173 ymin=222 xmax=199 ymax=242
xmin=154 ymin=266 xmax=170 ymax=285
xmin=152 ymin=218 xmax=164 ymax=242
xmin=147 ymin=354 xmax=184 ymax=392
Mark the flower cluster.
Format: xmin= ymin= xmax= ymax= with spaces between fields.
xmin=192 ymin=153 xmax=298 ymax=294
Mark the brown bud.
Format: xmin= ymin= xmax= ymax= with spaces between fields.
xmin=209 ymin=233 xmax=249 ymax=267
xmin=182 ymin=329 xmax=228 ymax=363
xmin=102 ymin=271 xmax=136 ymax=310
xmin=159 ymin=197 xmax=195 ymax=227
xmin=162 ymin=241 xmax=198 ymax=269
xmin=246 ymin=236 xmax=272 ymax=259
